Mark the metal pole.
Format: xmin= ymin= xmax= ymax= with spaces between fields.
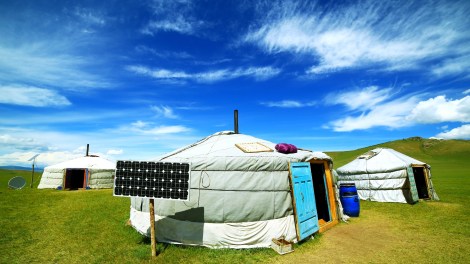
xmin=86 ymin=144 xmax=90 ymax=156
xmin=149 ymin=199 xmax=157 ymax=257
xmin=234 ymin=109 xmax=239 ymax=134
xmin=31 ymin=163 xmax=35 ymax=188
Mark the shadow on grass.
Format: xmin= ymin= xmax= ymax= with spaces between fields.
xmin=138 ymin=236 xmax=169 ymax=255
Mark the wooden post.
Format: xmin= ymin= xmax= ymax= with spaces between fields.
xmin=149 ymin=199 xmax=157 ymax=257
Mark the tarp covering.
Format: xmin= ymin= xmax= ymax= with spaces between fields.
xmin=38 ymin=156 xmax=115 ymax=189
xmin=130 ymin=131 xmax=334 ymax=248
xmin=336 ymin=148 xmax=439 ymax=203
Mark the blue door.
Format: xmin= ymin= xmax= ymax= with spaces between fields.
xmin=290 ymin=162 xmax=319 ymax=241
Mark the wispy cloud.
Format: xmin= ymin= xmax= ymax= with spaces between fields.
xmin=244 ymin=0 xmax=470 ymax=77
xmin=129 ymin=121 xmax=190 ymax=135
xmin=261 ymin=100 xmax=316 ymax=108
xmin=141 ymin=0 xmax=204 ymax=36
xmin=431 ymin=55 xmax=470 ymax=78
xmin=0 ymin=85 xmax=71 ymax=107
xmin=127 ymin=65 xmax=281 ymax=82
xmin=73 ymin=7 xmax=106 ymax=27
xmin=436 ymin=124 xmax=470 ymax=139
xmin=0 ymin=44 xmax=110 ymax=90
xmin=135 ymin=45 xmax=193 ymax=59
xmin=151 ymin=105 xmax=179 ymax=119
xmin=325 ymin=86 xmax=392 ymax=111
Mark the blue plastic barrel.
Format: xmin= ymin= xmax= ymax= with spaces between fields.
xmin=340 ymin=183 xmax=360 ymax=217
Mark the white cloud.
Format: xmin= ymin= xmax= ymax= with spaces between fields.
xmin=325 ymin=86 xmax=392 ymax=111
xmin=244 ymin=0 xmax=470 ymax=77
xmin=127 ymin=65 xmax=280 ymax=82
xmin=0 ymin=151 xmax=82 ymax=167
xmin=0 ymin=134 xmax=49 ymax=151
xmin=151 ymin=105 xmax=178 ymax=119
xmin=408 ymin=95 xmax=470 ymax=123
xmin=261 ymin=100 xmax=316 ymax=108
xmin=0 ymin=85 xmax=71 ymax=107
xmin=436 ymin=124 xmax=470 ymax=139
xmin=328 ymin=97 xmax=418 ymax=132
xmin=128 ymin=121 xmax=190 ymax=135
xmin=325 ymin=86 xmax=419 ymax=131
xmin=464 ymin=89 xmax=470 ymax=95
xmin=107 ymin=149 xmax=123 ymax=155
xmin=326 ymin=89 xmax=470 ymax=132
xmin=130 ymin=120 xmax=149 ymax=128
xmin=142 ymin=16 xmax=202 ymax=35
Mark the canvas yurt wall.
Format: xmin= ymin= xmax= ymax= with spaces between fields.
xmin=38 ymin=156 xmax=116 ymax=189
xmin=336 ymin=148 xmax=439 ymax=204
xmin=129 ymin=131 xmax=339 ymax=248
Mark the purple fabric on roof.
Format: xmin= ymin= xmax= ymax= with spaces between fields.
xmin=275 ymin=143 xmax=298 ymax=154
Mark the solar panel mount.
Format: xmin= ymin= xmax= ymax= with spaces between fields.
xmin=114 ymin=161 xmax=190 ymax=200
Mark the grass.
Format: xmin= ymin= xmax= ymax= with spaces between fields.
xmin=1 ymin=137 xmax=469 ymax=263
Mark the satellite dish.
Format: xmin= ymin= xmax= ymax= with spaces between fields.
xmin=8 ymin=176 xmax=27 ymax=190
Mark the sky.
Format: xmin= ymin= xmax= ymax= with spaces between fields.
xmin=1 ymin=0 xmax=470 ymax=167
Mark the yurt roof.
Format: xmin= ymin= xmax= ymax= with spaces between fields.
xmin=44 ymin=156 xmax=116 ymax=170
xmin=157 ymin=131 xmax=331 ymax=170
xmin=337 ymin=148 xmax=427 ymax=174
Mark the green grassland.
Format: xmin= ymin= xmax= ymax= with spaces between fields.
xmin=1 ymin=137 xmax=469 ymax=263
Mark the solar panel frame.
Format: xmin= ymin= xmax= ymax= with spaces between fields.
xmin=113 ymin=161 xmax=190 ymax=201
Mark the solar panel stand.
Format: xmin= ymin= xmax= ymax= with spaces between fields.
xmin=149 ymin=198 xmax=157 ymax=257
xmin=114 ymin=160 xmax=191 ymax=257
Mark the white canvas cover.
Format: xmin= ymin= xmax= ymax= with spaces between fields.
xmin=130 ymin=131 xmax=334 ymax=248
xmin=337 ymin=148 xmax=439 ymax=203
xmin=38 ymin=156 xmax=116 ymax=189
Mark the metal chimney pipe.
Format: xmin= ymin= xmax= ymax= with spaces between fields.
xmin=234 ymin=110 xmax=239 ymax=134
xmin=86 ymin=144 xmax=90 ymax=156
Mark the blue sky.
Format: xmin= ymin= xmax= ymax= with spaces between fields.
xmin=1 ymin=0 xmax=470 ymax=167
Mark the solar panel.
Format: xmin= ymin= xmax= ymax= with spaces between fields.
xmin=114 ymin=161 xmax=190 ymax=200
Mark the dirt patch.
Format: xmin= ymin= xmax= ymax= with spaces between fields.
xmin=273 ymin=213 xmax=406 ymax=263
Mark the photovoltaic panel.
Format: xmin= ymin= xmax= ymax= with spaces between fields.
xmin=114 ymin=161 xmax=190 ymax=200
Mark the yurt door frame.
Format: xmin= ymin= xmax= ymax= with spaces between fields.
xmin=63 ymin=169 xmax=88 ymax=190
xmin=411 ymin=165 xmax=431 ymax=199
xmin=309 ymin=160 xmax=338 ymax=232
xmin=289 ymin=162 xmax=319 ymax=241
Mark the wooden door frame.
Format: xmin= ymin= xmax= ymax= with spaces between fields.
xmin=308 ymin=159 xmax=339 ymax=233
